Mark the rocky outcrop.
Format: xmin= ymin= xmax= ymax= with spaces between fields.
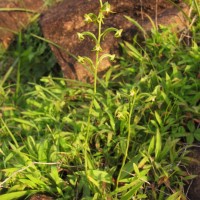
xmin=40 ymin=0 xmax=189 ymax=82
xmin=0 ymin=0 xmax=189 ymax=81
xmin=0 ymin=0 xmax=43 ymax=49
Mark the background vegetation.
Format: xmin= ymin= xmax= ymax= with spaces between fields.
xmin=0 ymin=0 xmax=199 ymax=199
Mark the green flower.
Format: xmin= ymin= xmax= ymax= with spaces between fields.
xmin=77 ymin=56 xmax=85 ymax=64
xmin=101 ymin=2 xmax=112 ymax=14
xmin=114 ymin=29 xmax=123 ymax=38
xmin=84 ymin=13 xmax=97 ymax=23
xmin=77 ymin=32 xmax=85 ymax=40
xmin=93 ymin=44 xmax=102 ymax=52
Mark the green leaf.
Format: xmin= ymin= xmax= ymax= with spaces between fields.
xmin=2 ymin=167 xmax=20 ymax=176
xmin=50 ymin=166 xmax=62 ymax=185
xmin=88 ymin=170 xmax=112 ymax=183
xmin=93 ymin=98 xmax=101 ymax=109
xmin=56 ymin=186 xmax=64 ymax=196
xmin=26 ymin=140 xmax=37 ymax=159
xmin=161 ymin=91 xmax=170 ymax=105
xmin=105 ymin=109 xmax=115 ymax=131
xmin=111 ymin=176 xmax=147 ymax=196
xmin=76 ymin=169 xmax=112 ymax=192
xmin=12 ymin=118 xmax=38 ymax=130
xmin=37 ymin=141 xmax=48 ymax=162
xmin=119 ymin=155 xmax=142 ymax=179
xmin=90 ymin=108 xmax=100 ymax=117
xmin=150 ymin=120 xmax=158 ymax=128
xmin=148 ymin=136 xmax=155 ymax=155
xmin=166 ymin=191 xmax=182 ymax=200
xmin=165 ymin=72 xmax=172 ymax=89
xmin=85 ymin=153 xmax=95 ymax=170
xmin=133 ymin=163 xmax=140 ymax=176
xmin=160 ymin=138 xmax=179 ymax=159
xmin=194 ymin=128 xmax=200 ymax=141
xmin=155 ymin=111 xmax=162 ymax=127
xmin=155 ymin=129 xmax=162 ymax=160
xmin=121 ymin=181 xmax=144 ymax=200
xmin=120 ymin=137 xmax=127 ymax=155
xmin=186 ymin=133 xmax=194 ymax=145
xmin=187 ymin=120 xmax=195 ymax=132
xmin=137 ymin=194 xmax=147 ymax=199
xmin=19 ymin=178 xmax=37 ymax=188
xmin=124 ymin=42 xmax=143 ymax=61
xmin=138 ymin=157 xmax=149 ymax=169
xmin=25 ymin=174 xmax=48 ymax=189
xmin=170 ymin=91 xmax=186 ymax=103
xmin=183 ymin=174 xmax=198 ymax=180
xmin=0 ymin=191 xmax=30 ymax=200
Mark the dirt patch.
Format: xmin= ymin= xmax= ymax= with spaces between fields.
xmin=186 ymin=146 xmax=200 ymax=200
xmin=29 ymin=194 xmax=54 ymax=200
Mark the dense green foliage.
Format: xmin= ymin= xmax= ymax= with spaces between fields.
xmin=0 ymin=0 xmax=199 ymax=199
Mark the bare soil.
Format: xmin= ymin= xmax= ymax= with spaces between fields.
xmin=186 ymin=146 xmax=200 ymax=200
xmin=29 ymin=194 xmax=53 ymax=200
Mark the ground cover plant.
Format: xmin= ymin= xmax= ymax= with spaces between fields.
xmin=0 ymin=0 xmax=200 ymax=199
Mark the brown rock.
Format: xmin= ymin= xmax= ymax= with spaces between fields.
xmin=0 ymin=0 xmax=44 ymax=49
xmin=40 ymin=0 xmax=189 ymax=82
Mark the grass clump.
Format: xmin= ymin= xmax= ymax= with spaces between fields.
xmin=0 ymin=0 xmax=200 ymax=199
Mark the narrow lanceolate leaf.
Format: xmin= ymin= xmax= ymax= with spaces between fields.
xmin=105 ymin=109 xmax=115 ymax=131
xmin=138 ymin=157 xmax=149 ymax=169
xmin=160 ymin=138 xmax=179 ymax=160
xmin=166 ymin=191 xmax=182 ymax=200
xmin=12 ymin=118 xmax=38 ymax=130
xmin=124 ymin=15 xmax=147 ymax=37
xmin=25 ymin=174 xmax=48 ymax=187
xmin=50 ymin=166 xmax=62 ymax=185
xmin=19 ymin=178 xmax=37 ymax=188
xmin=155 ymin=129 xmax=162 ymax=160
xmin=0 ymin=191 xmax=30 ymax=200
xmin=133 ymin=163 xmax=140 ymax=176
xmin=148 ymin=136 xmax=155 ymax=155
xmin=161 ymin=91 xmax=170 ymax=105
xmin=120 ymin=181 xmax=144 ymax=200
xmin=124 ymin=42 xmax=143 ymax=61
xmin=111 ymin=176 xmax=147 ymax=195
xmin=93 ymin=98 xmax=101 ymax=109
xmin=155 ymin=111 xmax=163 ymax=127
